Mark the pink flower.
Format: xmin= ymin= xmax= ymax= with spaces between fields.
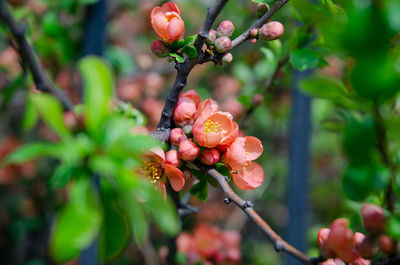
xmin=223 ymin=136 xmax=263 ymax=170
xmin=170 ymin=128 xmax=187 ymax=146
xmin=192 ymin=99 xmax=238 ymax=148
xmin=150 ymin=2 xmax=185 ymax=43
xmin=173 ymin=89 xmax=201 ymax=126
xmin=178 ymin=139 xmax=200 ymax=162
xmin=199 ymin=149 xmax=220 ymax=166
xmin=165 ymin=149 xmax=181 ymax=167
xmin=137 ymin=147 xmax=185 ymax=195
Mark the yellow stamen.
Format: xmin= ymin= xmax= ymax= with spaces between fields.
xmin=141 ymin=161 xmax=164 ymax=184
xmin=203 ymin=119 xmax=222 ymax=135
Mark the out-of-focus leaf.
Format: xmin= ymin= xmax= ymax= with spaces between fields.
xmin=3 ymin=142 xmax=58 ymax=166
xmin=49 ymin=165 xmax=75 ymax=189
xmin=117 ymin=102 xmax=147 ymax=127
xmin=105 ymin=46 xmax=136 ymax=76
xmin=30 ymin=93 xmax=71 ymax=138
xmin=108 ymin=133 xmax=160 ymax=160
xmin=78 ymin=0 xmax=100 ymax=4
xmin=23 ymin=96 xmax=38 ymax=131
xmin=133 ymin=181 xmax=179 ymax=236
xmin=342 ymin=164 xmax=374 ymax=201
xmin=215 ymin=163 xmax=231 ymax=181
xmin=190 ymin=180 xmax=208 ymax=202
xmin=78 ymin=56 xmax=114 ymax=138
xmin=100 ymin=183 xmax=130 ymax=262
xmin=388 ymin=216 xmax=400 ymax=239
xmin=50 ymin=177 xmax=102 ymax=262
xmin=290 ymin=48 xmax=319 ymax=71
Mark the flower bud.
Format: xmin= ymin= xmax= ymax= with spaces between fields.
xmin=199 ymin=149 xmax=220 ymax=166
xmin=170 ymin=128 xmax=187 ymax=146
xmin=252 ymin=93 xmax=264 ymax=106
xmin=151 ymin=40 xmax=170 ymax=58
xmin=215 ymin=36 xmax=232 ymax=53
xmin=250 ymin=28 xmax=259 ymax=38
xmin=179 ymin=139 xmax=200 ymax=162
xmin=206 ymin=30 xmax=217 ymax=45
xmin=165 ymin=149 xmax=181 ymax=167
xmin=360 ymin=204 xmax=386 ymax=234
xmin=222 ymin=53 xmax=233 ymax=63
xmin=174 ymin=96 xmax=198 ymax=126
xmin=259 ymin=21 xmax=284 ymax=41
xmin=379 ymin=234 xmax=395 ymax=254
xmin=216 ymin=20 xmax=235 ymax=37
xmin=256 ymin=3 xmax=270 ymax=18
xmin=250 ymin=38 xmax=257 ymax=44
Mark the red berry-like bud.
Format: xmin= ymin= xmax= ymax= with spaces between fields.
xmin=360 ymin=204 xmax=386 ymax=234
xmin=206 ymin=30 xmax=217 ymax=45
xmin=170 ymin=128 xmax=187 ymax=146
xmin=199 ymin=149 xmax=220 ymax=166
xmin=379 ymin=234 xmax=395 ymax=254
xmin=256 ymin=3 xmax=270 ymax=18
xmin=222 ymin=53 xmax=233 ymax=63
xmin=250 ymin=28 xmax=259 ymax=38
xmin=215 ymin=36 xmax=232 ymax=53
xmin=165 ymin=149 xmax=181 ymax=167
xmin=250 ymin=38 xmax=257 ymax=44
xmin=151 ymin=40 xmax=170 ymax=58
xmin=178 ymin=139 xmax=200 ymax=162
xmin=252 ymin=93 xmax=264 ymax=106
xmin=216 ymin=20 xmax=235 ymax=37
xmin=259 ymin=21 xmax=284 ymax=41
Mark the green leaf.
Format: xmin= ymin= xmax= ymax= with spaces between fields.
xmin=50 ymin=177 xmax=102 ymax=262
xmin=388 ymin=216 xmax=400 ymax=239
xmin=122 ymin=189 xmax=149 ymax=243
xmin=30 ymin=93 xmax=71 ymax=138
xmin=342 ymin=165 xmax=374 ymax=201
xmin=78 ymin=56 xmax=114 ymax=137
xmin=100 ymin=183 xmax=130 ymax=261
xmin=170 ymin=40 xmax=185 ymax=51
xmin=183 ymin=35 xmax=197 ymax=46
xmin=182 ymin=45 xmax=198 ymax=58
xmin=49 ymin=165 xmax=74 ymax=189
xmin=23 ymin=96 xmax=38 ymax=131
xmin=108 ymin=133 xmax=161 ymax=160
xmin=289 ymin=48 xmax=319 ymax=71
xmin=3 ymin=142 xmax=58 ymax=166
xmin=169 ymin=53 xmax=184 ymax=63
xmin=190 ymin=171 xmax=208 ymax=202
xmin=133 ymin=181 xmax=180 ymax=236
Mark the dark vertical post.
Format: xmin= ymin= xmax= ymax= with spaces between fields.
xmin=285 ymin=68 xmax=312 ymax=265
xmin=79 ymin=1 xmax=106 ymax=265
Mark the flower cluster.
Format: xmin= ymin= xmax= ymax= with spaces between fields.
xmin=172 ymin=90 xmax=264 ymax=190
xmin=177 ymin=223 xmax=241 ymax=265
xmin=318 ymin=204 xmax=395 ymax=265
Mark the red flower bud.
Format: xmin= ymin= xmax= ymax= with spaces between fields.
xmin=165 ymin=149 xmax=181 ymax=167
xmin=170 ymin=128 xmax=187 ymax=146
xmin=222 ymin=53 xmax=233 ymax=63
xmin=360 ymin=204 xmax=386 ymax=234
xmin=250 ymin=38 xmax=257 ymax=44
xmin=215 ymin=36 xmax=232 ymax=53
xmin=179 ymin=139 xmax=200 ymax=162
xmin=216 ymin=20 xmax=235 ymax=37
xmin=199 ymin=149 xmax=220 ymax=166
xmin=151 ymin=40 xmax=170 ymax=57
xmin=259 ymin=21 xmax=284 ymax=41
xmin=379 ymin=234 xmax=395 ymax=254
xmin=256 ymin=3 xmax=270 ymax=18
xmin=206 ymin=30 xmax=217 ymax=45
xmin=252 ymin=94 xmax=264 ymax=106
xmin=250 ymin=28 xmax=259 ymax=38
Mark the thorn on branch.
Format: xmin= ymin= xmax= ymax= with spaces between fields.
xmin=224 ymin=197 xmax=231 ymax=204
xmin=241 ymin=200 xmax=253 ymax=209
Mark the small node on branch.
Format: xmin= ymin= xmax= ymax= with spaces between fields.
xmin=224 ymin=175 xmax=229 ymax=182
xmin=274 ymin=241 xmax=284 ymax=252
xmin=14 ymin=23 xmax=26 ymax=38
xmin=224 ymin=197 xmax=231 ymax=204
xmin=241 ymin=201 xmax=253 ymax=209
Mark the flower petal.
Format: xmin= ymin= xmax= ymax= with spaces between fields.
xmin=196 ymin=99 xmax=220 ymax=124
xmin=223 ymin=137 xmax=247 ymax=170
xmin=244 ymin=136 xmax=263 ymax=160
xmin=163 ymin=163 xmax=185 ymax=191
xmin=220 ymin=121 xmax=238 ymax=146
xmin=162 ymin=2 xmax=180 ymax=14
xmin=167 ymin=17 xmax=185 ymax=42
xmin=192 ymin=120 xmax=223 ymax=148
xmin=232 ymin=162 xmax=264 ymax=190
xmin=150 ymin=147 xmax=165 ymax=163
xmin=181 ymin=89 xmax=201 ymax=108
xmin=150 ymin=8 xmax=169 ymax=41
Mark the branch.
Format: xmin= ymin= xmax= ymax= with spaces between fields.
xmin=231 ymin=0 xmax=290 ymax=49
xmin=190 ymin=160 xmax=314 ymax=265
xmin=0 ymin=1 xmax=74 ymax=111
xmin=239 ymin=56 xmax=289 ymax=128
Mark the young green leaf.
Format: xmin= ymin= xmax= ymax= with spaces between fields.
xmin=30 ymin=93 xmax=71 ymax=138
xmin=182 ymin=45 xmax=198 ymax=58
xmin=169 ymin=53 xmax=184 ymax=63
xmin=289 ymin=48 xmax=319 ymax=71
xmin=3 ymin=142 xmax=58 ymax=166
xmin=190 ymin=180 xmax=208 ymax=202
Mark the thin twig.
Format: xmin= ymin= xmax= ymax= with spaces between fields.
xmin=190 ymin=161 xmax=313 ymax=265
xmin=231 ymin=0 xmax=290 ymax=49
xmin=0 ymin=1 xmax=74 ymax=111
xmin=239 ymin=56 xmax=289 ymax=128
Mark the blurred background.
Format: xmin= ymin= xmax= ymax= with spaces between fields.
xmin=1 ymin=0 xmax=399 ymax=265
